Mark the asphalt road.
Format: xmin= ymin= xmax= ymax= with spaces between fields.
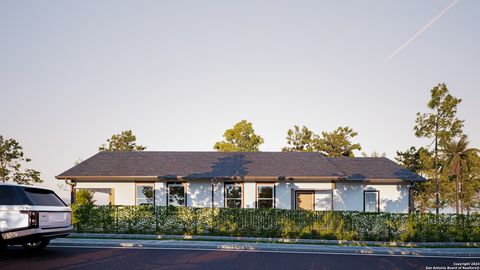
xmin=0 ymin=246 xmax=478 ymax=270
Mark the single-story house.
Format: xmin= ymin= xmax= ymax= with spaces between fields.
xmin=56 ymin=151 xmax=425 ymax=213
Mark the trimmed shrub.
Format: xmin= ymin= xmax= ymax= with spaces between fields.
xmin=71 ymin=205 xmax=480 ymax=242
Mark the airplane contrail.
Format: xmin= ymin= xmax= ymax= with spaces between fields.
xmin=385 ymin=0 xmax=459 ymax=62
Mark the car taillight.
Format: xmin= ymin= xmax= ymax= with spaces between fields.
xmin=29 ymin=211 xmax=39 ymax=228
xmin=20 ymin=211 xmax=39 ymax=228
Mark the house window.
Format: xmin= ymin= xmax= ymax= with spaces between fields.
xmin=364 ymin=190 xmax=379 ymax=212
xmin=136 ymin=184 xmax=154 ymax=206
xmin=257 ymin=184 xmax=274 ymax=209
xmin=168 ymin=182 xmax=186 ymax=206
xmin=225 ymin=183 xmax=242 ymax=208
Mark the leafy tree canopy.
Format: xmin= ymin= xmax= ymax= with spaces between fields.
xmin=442 ymin=135 xmax=478 ymax=176
xmin=396 ymin=146 xmax=435 ymax=213
xmin=0 ymin=135 xmax=42 ymax=185
xmin=317 ymin=126 xmax=362 ymax=157
xmin=99 ymin=130 xmax=146 ymax=151
xmin=396 ymin=146 xmax=433 ymax=175
xmin=282 ymin=125 xmax=317 ymax=152
xmin=441 ymin=135 xmax=479 ymax=214
xmin=214 ymin=120 xmax=264 ymax=152
xmin=415 ymin=83 xmax=463 ymax=146
xmin=76 ymin=189 xmax=96 ymax=205
xmin=281 ymin=126 xmax=361 ymax=157
xmin=461 ymin=149 xmax=480 ymax=212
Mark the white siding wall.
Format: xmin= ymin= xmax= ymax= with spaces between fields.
xmin=187 ymin=181 xmax=212 ymax=207
xmin=75 ymin=181 xmax=136 ymax=205
xmin=275 ymin=181 xmax=332 ymax=210
xmin=244 ymin=182 xmax=256 ymax=208
xmin=275 ymin=181 xmax=291 ymax=210
xmin=315 ymin=190 xmax=333 ymax=211
xmin=333 ymin=182 xmax=409 ymax=213
xmin=74 ymin=180 xmax=409 ymax=213
xmin=155 ymin=181 xmax=167 ymax=206
xmin=213 ymin=182 xmax=224 ymax=208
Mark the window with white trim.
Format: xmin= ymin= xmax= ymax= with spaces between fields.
xmin=136 ymin=184 xmax=154 ymax=206
xmin=364 ymin=190 xmax=379 ymax=212
xmin=257 ymin=184 xmax=274 ymax=209
xmin=225 ymin=183 xmax=242 ymax=208
xmin=168 ymin=182 xmax=186 ymax=206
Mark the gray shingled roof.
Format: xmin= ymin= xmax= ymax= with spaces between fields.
xmin=56 ymin=151 xmax=425 ymax=181
xmin=326 ymin=157 xmax=425 ymax=181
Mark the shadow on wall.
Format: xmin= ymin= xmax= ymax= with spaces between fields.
xmin=278 ymin=181 xmax=333 ymax=210
xmin=383 ymin=184 xmax=408 ymax=213
xmin=187 ymin=181 xmax=219 ymax=208
xmin=332 ymin=182 xmax=408 ymax=212
xmin=316 ymin=190 xmax=332 ymax=210
xmin=333 ymin=181 xmax=363 ymax=211
xmin=156 ymin=155 xmax=410 ymax=212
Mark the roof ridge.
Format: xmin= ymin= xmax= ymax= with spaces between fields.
xmin=324 ymin=156 xmax=347 ymax=178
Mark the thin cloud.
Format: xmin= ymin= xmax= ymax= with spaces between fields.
xmin=385 ymin=0 xmax=459 ymax=62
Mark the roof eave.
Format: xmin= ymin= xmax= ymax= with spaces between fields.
xmin=56 ymin=175 xmax=347 ymax=181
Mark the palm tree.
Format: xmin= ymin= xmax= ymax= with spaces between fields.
xmin=442 ymin=135 xmax=476 ymax=214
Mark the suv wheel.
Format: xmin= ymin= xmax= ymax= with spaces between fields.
xmin=22 ymin=240 xmax=50 ymax=251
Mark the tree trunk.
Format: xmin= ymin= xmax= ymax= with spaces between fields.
xmin=455 ymin=176 xmax=459 ymax=214
xmin=459 ymin=175 xmax=463 ymax=215
xmin=434 ymin=127 xmax=439 ymax=215
xmin=455 ymin=164 xmax=460 ymax=215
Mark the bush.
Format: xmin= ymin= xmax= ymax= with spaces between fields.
xmin=71 ymin=205 xmax=480 ymax=242
xmin=75 ymin=189 xmax=95 ymax=205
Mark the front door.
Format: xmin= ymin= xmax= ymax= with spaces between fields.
xmin=296 ymin=191 xmax=314 ymax=210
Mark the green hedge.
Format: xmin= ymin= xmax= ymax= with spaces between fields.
xmin=71 ymin=205 xmax=480 ymax=242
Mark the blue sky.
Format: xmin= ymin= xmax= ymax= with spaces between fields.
xmin=1 ymin=0 xmax=479 ymax=198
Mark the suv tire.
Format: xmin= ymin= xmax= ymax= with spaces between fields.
xmin=22 ymin=240 xmax=50 ymax=251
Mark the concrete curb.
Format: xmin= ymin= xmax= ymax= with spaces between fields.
xmin=68 ymin=233 xmax=480 ymax=248
xmin=51 ymin=237 xmax=480 ymax=258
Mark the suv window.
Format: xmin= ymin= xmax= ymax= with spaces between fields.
xmin=0 ymin=186 xmax=21 ymax=205
xmin=23 ymin=187 xmax=66 ymax=206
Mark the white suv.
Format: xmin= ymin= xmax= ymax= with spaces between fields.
xmin=0 ymin=184 xmax=72 ymax=251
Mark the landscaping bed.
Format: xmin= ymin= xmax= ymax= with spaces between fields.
xmin=72 ymin=205 xmax=480 ymax=242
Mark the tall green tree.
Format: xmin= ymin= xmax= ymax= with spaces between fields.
xmin=316 ymin=126 xmax=361 ymax=157
xmin=99 ymin=130 xmax=146 ymax=151
xmin=461 ymin=151 xmax=480 ymax=214
xmin=282 ymin=125 xmax=317 ymax=152
xmin=442 ymin=135 xmax=478 ymax=214
xmin=214 ymin=120 xmax=264 ymax=152
xmin=414 ymin=83 xmax=463 ymax=214
xmin=0 ymin=135 xmax=42 ymax=185
xmin=396 ymin=147 xmax=431 ymax=175
xmin=396 ymin=146 xmax=435 ymax=213
xmin=281 ymin=126 xmax=362 ymax=157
